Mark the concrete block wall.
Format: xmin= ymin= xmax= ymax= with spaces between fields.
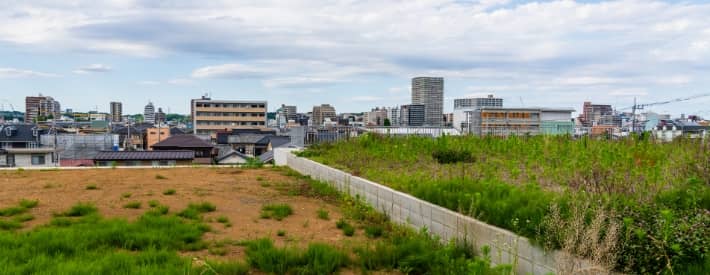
xmin=285 ymin=153 xmax=594 ymax=275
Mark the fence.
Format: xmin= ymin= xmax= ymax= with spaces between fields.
xmin=278 ymin=150 xmax=597 ymax=274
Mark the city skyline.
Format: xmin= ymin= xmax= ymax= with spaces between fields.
xmin=1 ymin=1 xmax=710 ymax=116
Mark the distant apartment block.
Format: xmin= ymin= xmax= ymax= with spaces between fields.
xmin=578 ymin=101 xmax=614 ymax=127
xmin=311 ymin=104 xmax=337 ymax=127
xmin=453 ymin=95 xmax=504 ymax=130
xmin=412 ymin=77 xmax=444 ymax=127
xmin=400 ymin=104 xmax=425 ymax=127
xmin=364 ymin=107 xmax=388 ymax=126
xmin=144 ymin=102 xmax=156 ymax=124
xmin=191 ymin=96 xmax=267 ymax=136
xmin=155 ymin=107 xmax=166 ymax=124
xmin=387 ymin=106 xmax=400 ymax=126
xmin=25 ymin=94 xmax=61 ymax=122
xmin=465 ymin=107 xmax=574 ymax=136
xmin=110 ymin=101 xmax=123 ymax=122
xmin=276 ymin=104 xmax=297 ymax=127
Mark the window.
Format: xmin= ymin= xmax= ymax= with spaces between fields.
xmin=31 ymin=154 xmax=46 ymax=165
xmin=126 ymin=161 xmax=142 ymax=166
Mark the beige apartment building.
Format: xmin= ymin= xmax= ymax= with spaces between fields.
xmin=191 ymin=96 xmax=267 ymax=136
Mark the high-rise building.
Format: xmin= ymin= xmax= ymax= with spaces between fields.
xmin=412 ymin=77 xmax=444 ymax=127
xmin=400 ymin=104 xmax=425 ymax=127
xmin=110 ymin=102 xmax=123 ymax=123
xmin=276 ymin=104 xmax=298 ymax=127
xmin=144 ymin=102 xmax=156 ymax=124
xmin=25 ymin=94 xmax=61 ymax=122
xmin=191 ymin=96 xmax=267 ymax=136
xmin=387 ymin=106 xmax=400 ymax=126
xmin=453 ymin=95 xmax=504 ymax=130
xmin=312 ymin=104 xmax=337 ymax=127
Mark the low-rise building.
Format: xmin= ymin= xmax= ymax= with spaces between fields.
xmin=464 ymin=107 xmax=575 ymax=136
xmin=151 ymin=135 xmax=215 ymax=164
xmin=0 ymin=124 xmax=57 ymax=167
xmin=94 ymin=150 xmax=195 ymax=167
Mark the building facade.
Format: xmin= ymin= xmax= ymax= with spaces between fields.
xmin=364 ymin=107 xmax=388 ymax=126
xmin=144 ymin=102 xmax=156 ymax=124
xmin=276 ymin=104 xmax=297 ymax=128
xmin=412 ymin=77 xmax=444 ymax=127
xmin=400 ymin=104 xmax=425 ymax=127
xmin=311 ymin=104 xmax=337 ymax=127
xmin=387 ymin=106 xmax=400 ymax=126
xmin=453 ymin=95 xmax=504 ymax=131
xmin=465 ymin=107 xmax=574 ymax=136
xmin=579 ymin=101 xmax=614 ymax=127
xmin=110 ymin=102 xmax=123 ymax=122
xmin=191 ymin=96 xmax=267 ymax=136
xmin=25 ymin=95 xmax=61 ymax=122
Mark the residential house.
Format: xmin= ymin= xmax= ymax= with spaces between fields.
xmin=0 ymin=124 xmax=57 ymax=167
xmin=151 ymin=135 xmax=215 ymax=164
xmin=94 ymin=150 xmax=195 ymax=167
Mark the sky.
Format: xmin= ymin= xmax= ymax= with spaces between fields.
xmin=1 ymin=0 xmax=710 ymax=117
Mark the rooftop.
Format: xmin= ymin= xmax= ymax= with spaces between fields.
xmin=94 ymin=150 xmax=195 ymax=161
xmin=152 ymin=134 xmax=213 ymax=148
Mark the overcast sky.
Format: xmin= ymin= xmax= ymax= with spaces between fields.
xmin=1 ymin=0 xmax=710 ymax=116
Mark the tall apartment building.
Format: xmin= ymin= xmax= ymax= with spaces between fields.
xmin=412 ymin=77 xmax=444 ymax=127
xmin=453 ymin=95 xmax=504 ymax=131
xmin=311 ymin=104 xmax=337 ymax=127
xmin=144 ymin=102 xmax=156 ymax=124
xmin=578 ymin=101 xmax=614 ymax=127
xmin=25 ymin=95 xmax=61 ymax=122
xmin=400 ymin=104 xmax=425 ymax=127
xmin=110 ymin=102 xmax=123 ymax=122
xmin=191 ymin=96 xmax=267 ymax=136
xmin=387 ymin=106 xmax=400 ymax=126
xmin=276 ymin=104 xmax=297 ymax=127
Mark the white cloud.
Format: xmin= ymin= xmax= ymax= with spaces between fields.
xmin=191 ymin=63 xmax=272 ymax=79
xmin=351 ymin=96 xmax=384 ymax=102
xmin=0 ymin=67 xmax=59 ymax=78
xmin=74 ymin=63 xmax=112 ymax=74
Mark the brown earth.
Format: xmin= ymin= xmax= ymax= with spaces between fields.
xmin=0 ymin=167 xmax=373 ymax=264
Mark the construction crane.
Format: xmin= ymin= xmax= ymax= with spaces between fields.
xmin=620 ymin=93 xmax=710 ymax=133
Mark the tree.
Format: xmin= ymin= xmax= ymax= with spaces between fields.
xmin=383 ymin=118 xmax=391 ymax=127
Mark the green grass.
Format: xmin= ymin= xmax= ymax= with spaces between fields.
xmin=56 ymin=202 xmax=98 ymax=217
xmin=216 ymin=216 xmax=229 ymax=224
xmin=260 ymin=204 xmax=293 ymax=221
xmin=12 ymin=213 xmax=35 ymax=223
xmin=302 ymin=134 xmax=710 ymax=274
xmin=121 ymin=192 xmax=132 ymax=198
xmin=155 ymin=174 xmax=168 ymax=180
xmin=0 ymin=220 xmax=22 ymax=231
xmin=177 ymin=202 xmax=217 ymax=220
xmin=244 ymin=238 xmax=348 ymax=275
xmin=123 ymin=201 xmax=142 ymax=209
xmin=163 ymin=189 xmax=176 ymax=195
xmin=85 ymin=184 xmax=98 ymax=190
xmin=148 ymin=200 xmax=160 ymax=208
xmin=0 ymin=206 xmax=27 ymax=217
xmin=316 ymin=208 xmax=330 ymax=220
xmin=277 ymin=230 xmax=286 ymax=237
xmin=364 ymin=225 xmax=383 ymax=239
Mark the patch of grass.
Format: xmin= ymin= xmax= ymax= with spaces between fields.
xmin=56 ymin=202 xmax=98 ymax=217
xmin=123 ymin=201 xmax=142 ymax=209
xmin=155 ymin=174 xmax=168 ymax=180
xmin=336 ymin=219 xmax=355 ymax=237
xmin=260 ymin=204 xmax=293 ymax=221
xmin=0 ymin=220 xmax=22 ymax=231
xmin=19 ymin=199 xmax=38 ymax=209
xmin=85 ymin=184 xmax=98 ymax=190
xmin=121 ymin=192 xmax=132 ymax=198
xmin=0 ymin=206 xmax=27 ymax=217
xmin=177 ymin=202 xmax=217 ymax=220
xmin=277 ymin=230 xmax=286 ymax=237
xmin=335 ymin=218 xmax=347 ymax=229
xmin=42 ymin=183 xmax=56 ymax=189
xmin=12 ymin=213 xmax=35 ymax=223
xmin=256 ymin=176 xmax=264 ymax=181
xmin=217 ymin=216 xmax=229 ymax=224
xmin=148 ymin=200 xmax=160 ymax=208
xmin=146 ymin=205 xmax=169 ymax=216
xmin=260 ymin=182 xmax=271 ymax=187
xmin=317 ymin=208 xmax=330 ymax=220
xmin=162 ymin=189 xmax=176 ymax=195
xmin=244 ymin=238 xmax=348 ymax=275
xmin=209 ymin=246 xmax=228 ymax=256
xmin=364 ymin=225 xmax=383 ymax=239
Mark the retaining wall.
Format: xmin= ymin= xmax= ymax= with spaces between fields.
xmin=284 ymin=152 xmax=594 ymax=275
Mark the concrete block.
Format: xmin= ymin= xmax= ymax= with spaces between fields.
xmin=431 ymin=205 xmax=447 ymax=224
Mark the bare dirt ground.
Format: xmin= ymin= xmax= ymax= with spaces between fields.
xmin=0 ymin=167 xmax=371 ymax=263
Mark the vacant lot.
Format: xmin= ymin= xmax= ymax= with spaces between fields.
xmin=0 ymin=168 xmax=358 ymax=255
xmin=0 ymin=167 xmax=503 ymax=275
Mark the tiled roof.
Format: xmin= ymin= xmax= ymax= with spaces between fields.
xmin=0 ymin=124 xmax=45 ymax=142
xmin=94 ymin=150 xmax=194 ymax=161
xmin=152 ymin=135 xmax=213 ymax=148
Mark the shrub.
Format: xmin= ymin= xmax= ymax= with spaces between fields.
xmin=123 ymin=201 xmax=142 ymax=209
xmin=0 ymin=220 xmax=22 ymax=231
xmin=342 ymin=225 xmax=355 ymax=237
xmin=260 ymin=204 xmax=293 ymax=221
xmin=148 ymin=200 xmax=160 ymax=208
xmin=335 ymin=219 xmax=347 ymax=229
xmin=277 ymin=230 xmax=286 ymax=237
xmin=162 ymin=189 xmax=176 ymax=195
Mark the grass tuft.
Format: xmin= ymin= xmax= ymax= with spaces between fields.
xmin=155 ymin=174 xmax=168 ymax=180
xmin=123 ymin=201 xmax=142 ymax=209
xmin=85 ymin=184 xmax=98 ymax=190
xmin=162 ymin=189 xmax=176 ymax=195
xmin=260 ymin=204 xmax=293 ymax=221
xmin=56 ymin=202 xmax=98 ymax=217
xmin=317 ymin=208 xmax=330 ymax=220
